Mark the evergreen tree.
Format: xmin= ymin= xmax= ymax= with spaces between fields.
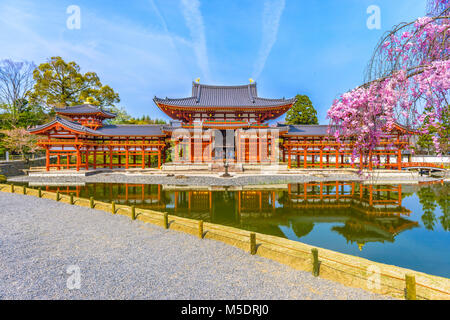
xmin=285 ymin=94 xmax=318 ymax=125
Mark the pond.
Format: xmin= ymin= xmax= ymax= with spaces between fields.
xmin=22 ymin=180 xmax=449 ymax=278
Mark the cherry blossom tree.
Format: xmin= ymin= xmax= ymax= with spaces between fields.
xmin=327 ymin=0 xmax=449 ymax=164
xmin=1 ymin=127 xmax=40 ymax=161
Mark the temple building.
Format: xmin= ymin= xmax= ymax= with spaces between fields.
xmin=29 ymin=81 xmax=412 ymax=171
xmin=154 ymin=82 xmax=296 ymax=164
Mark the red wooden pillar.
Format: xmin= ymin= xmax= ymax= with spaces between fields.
xmin=93 ymin=150 xmax=97 ymax=169
xmin=397 ymin=149 xmax=402 ymax=170
xmin=76 ymin=147 xmax=81 ymax=171
xmin=85 ymin=149 xmax=89 ymax=170
xmin=303 ymin=148 xmax=307 ymax=169
xmin=57 ymin=154 xmax=61 ymax=170
xmin=158 ymin=149 xmax=161 ymax=169
xmin=288 ymin=147 xmax=291 ymax=168
xmin=335 ymin=149 xmax=339 ymax=169
xmin=319 ymin=148 xmax=323 ymax=169
xmin=142 ymin=148 xmax=145 ymax=169
xmin=125 ymin=147 xmax=129 ymax=169
xmin=109 ymin=147 xmax=113 ymax=169
xmin=46 ymin=147 xmax=50 ymax=171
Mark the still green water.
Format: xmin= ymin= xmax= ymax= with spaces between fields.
xmin=27 ymin=181 xmax=449 ymax=278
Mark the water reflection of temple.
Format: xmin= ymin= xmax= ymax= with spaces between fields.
xmin=42 ymin=181 xmax=418 ymax=247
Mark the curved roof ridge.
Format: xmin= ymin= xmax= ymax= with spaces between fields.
xmin=192 ymin=82 xmax=257 ymax=89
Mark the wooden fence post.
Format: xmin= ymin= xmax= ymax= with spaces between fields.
xmin=111 ymin=201 xmax=116 ymax=214
xmin=38 ymin=187 xmax=42 ymax=198
xmin=23 ymin=185 xmax=26 ymax=195
xmin=56 ymin=190 xmax=60 ymax=201
xmin=311 ymin=248 xmax=320 ymax=277
xmin=131 ymin=205 xmax=136 ymax=220
xmin=405 ymin=274 xmax=416 ymax=300
xmin=70 ymin=193 xmax=74 ymax=205
xmin=11 ymin=184 xmax=14 ymax=193
xmin=163 ymin=213 xmax=169 ymax=229
xmin=198 ymin=220 xmax=204 ymax=239
xmin=250 ymin=232 xmax=256 ymax=255
xmin=90 ymin=196 xmax=94 ymax=208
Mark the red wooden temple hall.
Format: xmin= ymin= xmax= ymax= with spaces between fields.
xmin=154 ymin=82 xmax=296 ymax=163
xmin=29 ymin=81 xmax=411 ymax=171
xmin=29 ymin=104 xmax=167 ymax=171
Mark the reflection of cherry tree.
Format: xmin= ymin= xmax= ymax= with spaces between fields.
xmin=417 ymin=186 xmax=438 ymax=230
xmin=327 ymin=0 xmax=449 ymax=164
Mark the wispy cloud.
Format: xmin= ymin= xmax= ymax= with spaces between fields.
xmin=253 ymin=0 xmax=285 ymax=79
xmin=180 ymin=0 xmax=210 ymax=81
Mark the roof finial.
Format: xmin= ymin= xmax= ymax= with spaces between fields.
xmin=195 ymin=77 xmax=200 ymax=83
xmin=249 ymin=78 xmax=254 ymax=84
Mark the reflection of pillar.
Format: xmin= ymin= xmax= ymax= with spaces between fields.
xmin=272 ymin=191 xmax=276 ymax=210
xmin=336 ymin=181 xmax=339 ymax=200
xmin=238 ymin=191 xmax=241 ymax=214
xmin=209 ymin=191 xmax=212 ymax=210
xmin=188 ymin=192 xmax=191 ymax=212
xmin=259 ymin=191 xmax=262 ymax=212
xmin=174 ymin=191 xmax=178 ymax=211
xmin=158 ymin=184 xmax=161 ymax=202
xmin=398 ymin=185 xmax=402 ymax=205
xmin=369 ymin=185 xmax=373 ymax=206
xmin=320 ymin=183 xmax=323 ymax=201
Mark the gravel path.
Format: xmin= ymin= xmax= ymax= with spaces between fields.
xmin=8 ymin=170 xmax=439 ymax=186
xmin=0 ymin=192 xmax=392 ymax=300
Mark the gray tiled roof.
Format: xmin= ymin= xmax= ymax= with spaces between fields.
xmin=278 ymin=124 xmax=330 ymax=136
xmin=29 ymin=116 xmax=99 ymax=135
xmin=96 ymin=125 xmax=165 ymax=136
xmin=154 ymin=82 xmax=296 ymax=108
xmin=55 ymin=104 xmax=116 ymax=118
xmin=29 ymin=117 xmax=165 ymax=137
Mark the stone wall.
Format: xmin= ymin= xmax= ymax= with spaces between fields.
xmin=0 ymin=158 xmax=47 ymax=177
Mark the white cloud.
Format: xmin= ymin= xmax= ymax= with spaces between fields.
xmin=180 ymin=0 xmax=210 ymax=81
xmin=0 ymin=0 xmax=198 ymax=118
xmin=253 ymin=0 xmax=285 ymax=79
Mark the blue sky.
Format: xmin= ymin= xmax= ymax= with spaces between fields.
xmin=0 ymin=0 xmax=428 ymax=123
